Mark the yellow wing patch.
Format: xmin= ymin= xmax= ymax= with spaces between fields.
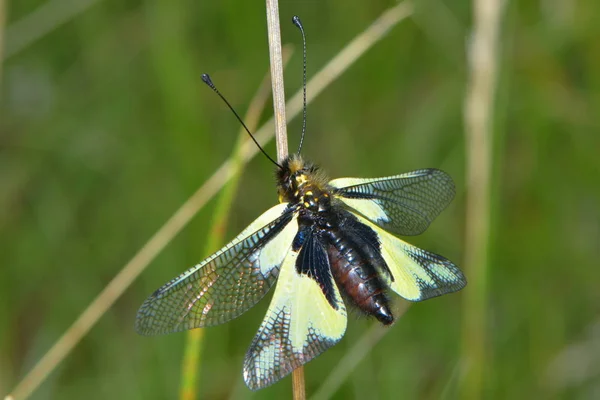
xmin=329 ymin=177 xmax=390 ymax=224
xmin=353 ymin=214 xmax=466 ymax=302
xmin=169 ymin=203 xmax=293 ymax=287
xmin=243 ymin=243 xmax=347 ymax=390
xmin=334 ymin=196 xmax=390 ymax=223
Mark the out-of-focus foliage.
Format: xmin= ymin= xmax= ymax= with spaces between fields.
xmin=1 ymin=0 xmax=599 ymax=399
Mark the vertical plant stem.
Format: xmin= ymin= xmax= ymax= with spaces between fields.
xmin=177 ymin=132 xmax=245 ymax=400
xmin=291 ymin=367 xmax=306 ymax=400
xmin=178 ymin=49 xmax=293 ymax=400
xmin=177 ymin=102 xmax=255 ymax=400
xmin=265 ymin=1 xmax=305 ymax=399
xmin=460 ymin=0 xmax=504 ymax=398
xmin=179 ymin=329 xmax=204 ymax=400
xmin=265 ymin=0 xmax=289 ymax=163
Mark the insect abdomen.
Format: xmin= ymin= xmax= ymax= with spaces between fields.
xmin=326 ymin=231 xmax=393 ymax=325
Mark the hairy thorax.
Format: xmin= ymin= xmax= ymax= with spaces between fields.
xmin=277 ymin=154 xmax=331 ymax=213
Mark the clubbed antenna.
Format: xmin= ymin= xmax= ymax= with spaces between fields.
xmin=201 ymin=74 xmax=282 ymax=169
xmin=292 ymin=15 xmax=308 ymax=154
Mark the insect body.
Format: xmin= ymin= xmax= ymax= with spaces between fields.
xmin=279 ymin=155 xmax=395 ymax=325
xmin=135 ymin=15 xmax=466 ymax=391
xmin=135 ymin=153 xmax=466 ymax=390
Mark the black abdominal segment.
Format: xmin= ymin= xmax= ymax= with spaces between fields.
xmin=294 ymin=205 xmax=394 ymax=325
xmin=325 ymin=211 xmax=394 ymax=325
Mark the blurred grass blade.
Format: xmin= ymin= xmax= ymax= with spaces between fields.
xmin=310 ymin=304 xmax=410 ymax=400
xmin=460 ymin=0 xmax=505 ymax=398
xmin=0 ymin=0 xmax=6 ymax=77
xmin=4 ymin=0 xmax=100 ymax=60
xmin=179 ymin=48 xmax=292 ymax=400
xmin=6 ymin=3 xmax=411 ymax=399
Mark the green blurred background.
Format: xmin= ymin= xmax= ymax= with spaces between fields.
xmin=2 ymin=0 xmax=599 ymax=399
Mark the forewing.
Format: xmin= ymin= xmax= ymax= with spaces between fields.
xmin=353 ymin=213 xmax=466 ymax=301
xmin=243 ymin=229 xmax=347 ymax=390
xmin=135 ymin=203 xmax=298 ymax=335
xmin=329 ymin=169 xmax=456 ymax=236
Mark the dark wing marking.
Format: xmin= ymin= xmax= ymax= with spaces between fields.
xmin=351 ymin=212 xmax=466 ymax=301
xmin=135 ymin=203 xmax=297 ymax=335
xmin=243 ymin=232 xmax=347 ymax=390
xmin=329 ymin=169 xmax=456 ymax=236
xmin=295 ymin=226 xmax=339 ymax=309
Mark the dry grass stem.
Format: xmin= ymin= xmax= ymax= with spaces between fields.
xmin=251 ymin=1 xmax=412 ymax=153
xmin=266 ymin=0 xmax=289 ymax=162
xmin=291 ymin=366 xmax=306 ymax=400
xmin=6 ymin=3 xmax=411 ymax=399
xmin=460 ymin=0 xmax=505 ymax=398
xmin=265 ymin=1 xmax=304 ymax=397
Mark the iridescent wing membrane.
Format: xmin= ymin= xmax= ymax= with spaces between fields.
xmin=329 ymin=169 xmax=456 ymax=236
xmin=135 ymin=203 xmax=296 ymax=335
xmin=330 ymin=169 xmax=466 ymax=301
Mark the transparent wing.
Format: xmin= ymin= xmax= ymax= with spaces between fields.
xmin=243 ymin=229 xmax=347 ymax=390
xmin=352 ymin=212 xmax=466 ymax=301
xmin=135 ymin=203 xmax=298 ymax=336
xmin=329 ymin=169 xmax=456 ymax=236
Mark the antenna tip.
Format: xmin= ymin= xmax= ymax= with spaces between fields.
xmin=201 ymin=73 xmax=215 ymax=88
xmin=292 ymin=15 xmax=303 ymax=29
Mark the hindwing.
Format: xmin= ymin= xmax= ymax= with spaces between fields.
xmin=350 ymin=212 xmax=466 ymax=301
xmin=243 ymin=226 xmax=347 ymax=390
